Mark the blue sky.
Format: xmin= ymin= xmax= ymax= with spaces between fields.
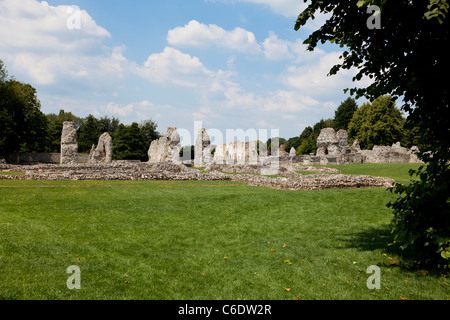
xmin=0 ymin=0 xmax=370 ymax=144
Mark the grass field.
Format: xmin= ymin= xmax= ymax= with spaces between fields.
xmin=0 ymin=163 xmax=448 ymax=300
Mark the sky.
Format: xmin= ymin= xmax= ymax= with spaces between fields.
xmin=0 ymin=0 xmax=371 ymax=145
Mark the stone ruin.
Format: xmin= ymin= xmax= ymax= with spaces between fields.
xmin=1 ymin=123 xmax=423 ymax=191
xmin=148 ymin=126 xmax=181 ymax=164
xmin=361 ymin=141 xmax=421 ymax=163
xmin=194 ymin=128 xmax=213 ymax=167
xmin=213 ymin=141 xmax=258 ymax=165
xmin=60 ymin=121 xmax=78 ymax=165
xmin=0 ymin=161 xmax=396 ymax=191
xmin=293 ymin=127 xmax=421 ymax=166
xmin=147 ymin=126 xmax=421 ymax=168
xmin=312 ymin=128 xmax=362 ymax=165
xmin=89 ymin=132 xmax=113 ymax=163
xmin=60 ymin=122 xmax=114 ymax=165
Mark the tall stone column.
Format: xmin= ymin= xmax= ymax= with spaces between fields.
xmin=194 ymin=128 xmax=212 ymax=167
xmin=60 ymin=121 xmax=78 ymax=164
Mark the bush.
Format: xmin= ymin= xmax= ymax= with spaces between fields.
xmin=387 ymin=161 xmax=450 ymax=269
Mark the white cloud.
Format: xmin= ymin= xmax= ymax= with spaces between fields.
xmin=0 ymin=0 xmax=130 ymax=89
xmin=263 ymin=90 xmax=320 ymax=112
xmin=279 ymin=51 xmax=358 ymax=95
xmin=167 ymin=20 xmax=261 ymax=54
xmin=137 ymin=47 xmax=215 ymax=88
xmin=101 ymin=100 xmax=175 ymax=122
xmin=262 ymin=32 xmax=295 ymax=61
xmin=220 ymin=0 xmax=331 ymax=30
xmin=105 ymin=102 xmax=135 ymax=117
xmin=0 ymin=0 xmax=110 ymax=54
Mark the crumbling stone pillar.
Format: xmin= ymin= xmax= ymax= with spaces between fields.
xmin=60 ymin=121 xmax=78 ymax=165
xmin=194 ymin=128 xmax=212 ymax=167
xmin=316 ymin=128 xmax=340 ymax=156
xmin=148 ymin=127 xmax=181 ymax=164
xmin=88 ymin=132 xmax=113 ymax=163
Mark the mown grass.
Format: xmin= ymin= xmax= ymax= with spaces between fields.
xmin=0 ymin=171 xmax=25 ymax=176
xmin=0 ymin=163 xmax=447 ymax=300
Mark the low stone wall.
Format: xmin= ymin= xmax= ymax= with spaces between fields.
xmin=4 ymin=153 xmax=89 ymax=164
xmin=0 ymin=161 xmax=396 ymax=191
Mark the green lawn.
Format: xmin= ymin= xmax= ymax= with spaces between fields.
xmin=0 ymin=163 xmax=447 ymax=300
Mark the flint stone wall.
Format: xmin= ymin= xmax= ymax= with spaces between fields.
xmin=60 ymin=121 xmax=78 ymax=165
xmin=213 ymin=141 xmax=258 ymax=165
xmin=194 ymin=128 xmax=213 ymax=167
xmin=361 ymin=142 xmax=422 ymax=163
xmin=148 ymin=127 xmax=181 ymax=164
xmin=89 ymin=132 xmax=113 ymax=163
xmin=0 ymin=161 xmax=395 ymax=191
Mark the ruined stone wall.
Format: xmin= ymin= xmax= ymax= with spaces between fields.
xmin=361 ymin=143 xmax=422 ymax=163
xmin=194 ymin=128 xmax=213 ymax=167
xmin=311 ymin=128 xmax=421 ymax=165
xmin=60 ymin=121 xmax=78 ymax=165
xmin=148 ymin=127 xmax=181 ymax=164
xmin=89 ymin=132 xmax=113 ymax=163
xmin=213 ymin=141 xmax=258 ymax=164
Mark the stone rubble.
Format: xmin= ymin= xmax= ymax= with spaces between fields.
xmin=0 ymin=161 xmax=396 ymax=191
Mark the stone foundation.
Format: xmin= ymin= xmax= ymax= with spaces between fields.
xmin=0 ymin=162 xmax=396 ymax=191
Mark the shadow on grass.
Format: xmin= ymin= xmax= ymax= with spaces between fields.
xmin=342 ymin=224 xmax=447 ymax=276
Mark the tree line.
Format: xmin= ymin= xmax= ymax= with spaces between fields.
xmin=2 ymin=59 xmax=418 ymax=163
xmin=1 ymin=59 xmax=160 ymax=161
xmin=283 ymin=95 xmax=418 ymax=155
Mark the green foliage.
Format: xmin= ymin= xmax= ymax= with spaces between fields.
xmin=424 ymin=0 xmax=449 ymax=23
xmin=265 ymin=137 xmax=287 ymax=154
xmin=78 ymin=115 xmax=101 ymax=153
xmin=295 ymin=1 xmax=449 ymax=268
xmin=285 ymin=136 xmax=302 ymax=154
xmin=0 ymin=59 xmax=159 ymax=162
xmin=140 ymin=119 xmax=160 ymax=147
xmin=45 ymin=110 xmax=83 ymax=153
xmin=296 ymin=118 xmax=334 ymax=155
xmin=0 ymin=67 xmax=49 ymax=155
xmin=296 ymin=135 xmax=316 ymax=155
xmin=333 ymin=97 xmax=358 ymax=131
xmin=113 ymin=123 xmax=148 ymax=161
xmin=387 ymin=162 xmax=450 ymax=268
xmin=348 ymin=95 xmax=404 ymax=149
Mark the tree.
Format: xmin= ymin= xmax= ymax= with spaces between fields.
xmin=265 ymin=137 xmax=287 ymax=155
xmin=98 ymin=116 xmax=120 ymax=136
xmin=296 ymin=118 xmax=334 ymax=155
xmin=348 ymin=95 xmax=404 ymax=150
xmin=295 ymin=1 xmax=449 ymax=267
xmin=78 ymin=115 xmax=101 ymax=153
xmin=139 ymin=119 xmax=160 ymax=148
xmin=46 ymin=110 xmax=83 ymax=153
xmin=0 ymin=61 xmax=49 ymax=156
xmin=285 ymin=136 xmax=302 ymax=154
xmin=112 ymin=123 xmax=147 ymax=161
xmin=333 ymin=97 xmax=358 ymax=131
